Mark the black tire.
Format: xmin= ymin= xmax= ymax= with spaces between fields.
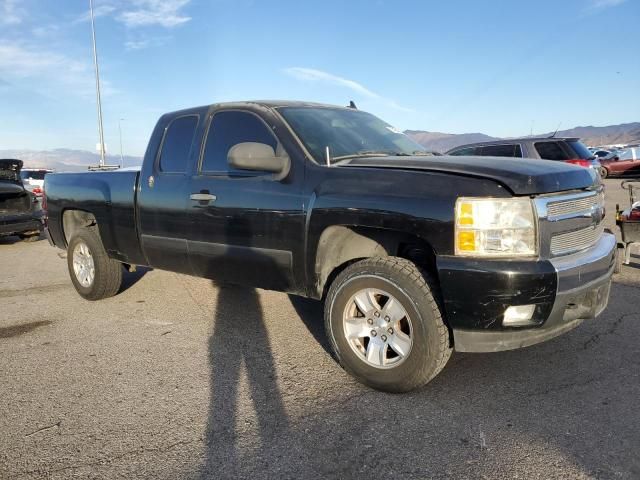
xmin=324 ymin=257 xmax=452 ymax=393
xmin=600 ymin=167 xmax=609 ymax=179
xmin=67 ymin=227 xmax=123 ymax=301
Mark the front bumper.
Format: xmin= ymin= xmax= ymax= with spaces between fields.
xmin=437 ymin=232 xmax=616 ymax=353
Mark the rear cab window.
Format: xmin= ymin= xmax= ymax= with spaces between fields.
xmin=158 ymin=115 xmax=199 ymax=173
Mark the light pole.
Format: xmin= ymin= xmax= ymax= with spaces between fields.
xmin=89 ymin=0 xmax=106 ymax=167
xmin=118 ymin=118 xmax=125 ymax=167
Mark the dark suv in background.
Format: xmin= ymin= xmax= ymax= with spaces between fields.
xmin=446 ymin=137 xmax=601 ymax=173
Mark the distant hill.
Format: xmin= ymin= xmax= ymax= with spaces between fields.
xmin=406 ymin=122 xmax=640 ymax=153
xmin=0 ymin=149 xmax=142 ymax=172
xmin=4 ymin=121 xmax=640 ymax=167
xmin=547 ymin=123 xmax=640 ymax=147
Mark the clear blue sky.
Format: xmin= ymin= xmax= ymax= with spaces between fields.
xmin=0 ymin=0 xmax=638 ymax=156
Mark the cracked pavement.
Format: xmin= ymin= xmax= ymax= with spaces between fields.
xmin=1 ymin=178 xmax=639 ymax=479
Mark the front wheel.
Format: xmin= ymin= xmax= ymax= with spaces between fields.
xmin=324 ymin=257 xmax=452 ymax=392
xmin=67 ymin=228 xmax=123 ymax=301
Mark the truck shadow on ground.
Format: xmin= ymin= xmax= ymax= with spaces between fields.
xmin=287 ymin=295 xmax=331 ymax=355
xmin=199 ymin=281 xmax=640 ymax=479
xmin=201 ymin=285 xmax=291 ymax=479
xmin=119 ymin=266 xmax=152 ymax=293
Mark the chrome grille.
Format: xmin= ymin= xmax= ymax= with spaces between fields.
xmin=535 ymin=189 xmax=606 ymax=258
xmin=546 ymin=193 xmax=598 ymax=219
xmin=550 ymin=225 xmax=604 ymax=256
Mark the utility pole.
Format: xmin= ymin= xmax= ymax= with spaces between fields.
xmin=118 ymin=118 xmax=125 ymax=167
xmin=90 ymin=0 xmax=106 ymax=167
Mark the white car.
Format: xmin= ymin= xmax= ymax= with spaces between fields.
xmin=20 ymin=169 xmax=52 ymax=197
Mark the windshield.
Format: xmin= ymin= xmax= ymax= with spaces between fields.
xmin=278 ymin=107 xmax=427 ymax=163
xmin=619 ymin=148 xmax=639 ymax=161
xmin=20 ymin=171 xmax=47 ymax=180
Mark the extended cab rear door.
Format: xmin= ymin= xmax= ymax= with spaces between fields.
xmin=186 ymin=107 xmax=305 ymax=292
xmin=137 ymin=112 xmax=204 ymax=274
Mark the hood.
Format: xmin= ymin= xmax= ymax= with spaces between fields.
xmin=341 ymin=155 xmax=597 ymax=195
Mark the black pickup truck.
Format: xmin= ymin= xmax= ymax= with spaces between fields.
xmin=44 ymin=101 xmax=615 ymax=392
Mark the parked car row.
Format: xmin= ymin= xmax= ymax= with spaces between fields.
xmin=599 ymin=147 xmax=640 ymax=178
xmin=444 ymin=138 xmax=640 ymax=179
xmin=446 ymin=137 xmax=601 ymax=174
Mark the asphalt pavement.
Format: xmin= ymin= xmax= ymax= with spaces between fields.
xmin=1 ymin=178 xmax=639 ymax=479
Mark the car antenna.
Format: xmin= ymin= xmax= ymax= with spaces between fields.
xmin=348 ymin=100 xmax=358 ymax=109
xmin=325 ymin=146 xmax=332 ymax=166
xmin=549 ymin=122 xmax=562 ymax=138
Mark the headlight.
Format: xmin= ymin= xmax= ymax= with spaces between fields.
xmin=455 ymin=197 xmax=537 ymax=257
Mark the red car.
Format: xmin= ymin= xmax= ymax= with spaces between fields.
xmin=599 ymin=147 xmax=640 ymax=178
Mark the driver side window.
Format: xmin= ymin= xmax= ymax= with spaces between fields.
xmin=200 ymin=110 xmax=279 ymax=175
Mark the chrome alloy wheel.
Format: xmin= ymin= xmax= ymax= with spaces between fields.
xmin=72 ymin=241 xmax=95 ymax=288
xmin=342 ymin=287 xmax=413 ymax=369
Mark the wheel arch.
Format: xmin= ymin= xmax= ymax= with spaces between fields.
xmin=62 ymin=209 xmax=98 ymax=247
xmin=313 ymin=225 xmax=439 ymax=299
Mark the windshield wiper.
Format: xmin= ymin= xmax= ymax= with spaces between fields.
xmin=411 ymin=150 xmax=436 ymax=156
xmin=332 ymin=150 xmax=400 ymax=162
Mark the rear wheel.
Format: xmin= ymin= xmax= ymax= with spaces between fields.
xmin=324 ymin=257 xmax=452 ymax=392
xmin=67 ymin=228 xmax=123 ymax=300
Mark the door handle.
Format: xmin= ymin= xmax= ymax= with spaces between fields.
xmin=190 ymin=193 xmax=217 ymax=202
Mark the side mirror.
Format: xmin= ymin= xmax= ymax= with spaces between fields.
xmin=227 ymin=142 xmax=289 ymax=176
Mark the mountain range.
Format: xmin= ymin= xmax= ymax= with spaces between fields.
xmin=2 ymin=122 xmax=639 ymax=171
xmin=0 ymin=149 xmax=141 ymax=172
xmin=406 ymin=122 xmax=640 ymax=153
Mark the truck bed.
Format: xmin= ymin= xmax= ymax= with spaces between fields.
xmin=45 ymin=169 xmax=146 ymax=265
